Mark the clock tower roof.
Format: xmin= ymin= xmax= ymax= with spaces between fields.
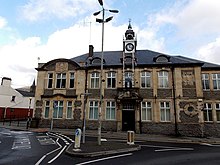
xmin=125 ymin=22 xmax=135 ymax=40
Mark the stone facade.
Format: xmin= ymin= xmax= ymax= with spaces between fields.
xmin=34 ymin=26 xmax=220 ymax=137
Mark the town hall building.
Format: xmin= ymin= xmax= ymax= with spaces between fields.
xmin=34 ymin=23 xmax=220 ymax=137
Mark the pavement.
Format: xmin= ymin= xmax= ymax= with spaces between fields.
xmin=1 ymin=121 xmax=220 ymax=157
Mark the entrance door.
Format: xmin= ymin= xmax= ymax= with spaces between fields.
xmin=122 ymin=102 xmax=135 ymax=131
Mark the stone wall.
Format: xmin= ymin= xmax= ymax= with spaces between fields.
xmin=141 ymin=122 xmax=175 ymax=135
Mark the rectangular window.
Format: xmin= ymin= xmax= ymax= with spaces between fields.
xmin=141 ymin=102 xmax=152 ymax=121
xmin=69 ymin=72 xmax=75 ymax=88
xmin=106 ymin=101 xmax=116 ymax=120
xmin=90 ymin=72 xmax=99 ymax=88
xmin=202 ymin=74 xmax=210 ymax=90
xmin=158 ymin=71 xmax=169 ymax=88
xmin=107 ymin=72 xmax=116 ymax=88
xmin=66 ymin=101 xmax=73 ymax=119
xmin=141 ymin=71 xmax=151 ymax=88
xmin=124 ymin=71 xmax=133 ymax=88
xmin=89 ymin=101 xmax=98 ymax=120
xmin=56 ymin=73 xmax=66 ymax=88
xmin=203 ymin=103 xmax=212 ymax=122
xmin=160 ymin=102 xmax=170 ymax=121
xmin=216 ymin=103 xmax=220 ymax=121
xmin=47 ymin=73 xmax=53 ymax=88
xmin=212 ymin=74 xmax=220 ymax=90
xmin=44 ymin=101 xmax=50 ymax=118
xmin=53 ymin=101 xmax=63 ymax=119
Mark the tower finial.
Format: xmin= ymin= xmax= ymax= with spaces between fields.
xmin=128 ymin=18 xmax=132 ymax=29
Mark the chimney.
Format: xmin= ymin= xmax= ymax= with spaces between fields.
xmin=1 ymin=77 xmax=12 ymax=87
xmin=89 ymin=45 xmax=94 ymax=57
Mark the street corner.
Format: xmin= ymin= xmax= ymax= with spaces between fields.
xmin=31 ymin=128 xmax=49 ymax=133
xmin=65 ymin=141 xmax=141 ymax=158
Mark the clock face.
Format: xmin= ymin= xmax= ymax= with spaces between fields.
xmin=125 ymin=43 xmax=134 ymax=51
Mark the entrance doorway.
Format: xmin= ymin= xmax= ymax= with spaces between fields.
xmin=122 ymin=102 xmax=135 ymax=131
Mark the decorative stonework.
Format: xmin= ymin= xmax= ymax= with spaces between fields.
xmin=182 ymin=70 xmax=195 ymax=87
xmin=56 ymin=62 xmax=68 ymax=72
xmin=183 ymin=102 xmax=198 ymax=117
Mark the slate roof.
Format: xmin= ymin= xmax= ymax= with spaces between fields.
xmin=16 ymin=88 xmax=35 ymax=97
xmin=71 ymin=49 xmax=220 ymax=69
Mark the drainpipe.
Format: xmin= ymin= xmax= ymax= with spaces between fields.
xmin=171 ymin=66 xmax=179 ymax=136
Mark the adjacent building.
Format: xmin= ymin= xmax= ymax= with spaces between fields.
xmin=0 ymin=77 xmax=35 ymax=120
xmin=35 ymin=23 xmax=220 ymax=137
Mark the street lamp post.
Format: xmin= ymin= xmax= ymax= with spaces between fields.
xmin=93 ymin=0 xmax=119 ymax=145
xmin=81 ymin=92 xmax=91 ymax=143
xmin=26 ymin=97 xmax=32 ymax=130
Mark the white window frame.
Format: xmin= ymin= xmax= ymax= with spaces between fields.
xmin=47 ymin=73 xmax=53 ymax=88
xmin=44 ymin=101 xmax=50 ymax=118
xmin=158 ymin=71 xmax=169 ymax=88
xmin=106 ymin=101 xmax=116 ymax=120
xmin=141 ymin=71 xmax=151 ymax=88
xmin=89 ymin=101 xmax=99 ymax=120
xmin=53 ymin=101 xmax=63 ymax=119
xmin=203 ymin=103 xmax=213 ymax=122
xmin=141 ymin=101 xmax=152 ymax=121
xmin=69 ymin=72 xmax=75 ymax=88
xmin=160 ymin=102 xmax=170 ymax=122
xmin=212 ymin=74 xmax=220 ymax=90
xmin=56 ymin=73 xmax=66 ymax=88
xmin=215 ymin=103 xmax=220 ymax=122
xmin=90 ymin=72 xmax=100 ymax=88
xmin=66 ymin=101 xmax=73 ymax=119
xmin=107 ymin=72 xmax=116 ymax=89
xmin=202 ymin=74 xmax=210 ymax=90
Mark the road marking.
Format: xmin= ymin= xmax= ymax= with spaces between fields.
xmin=36 ymin=133 xmax=71 ymax=165
xmin=12 ymin=135 xmax=31 ymax=150
xmin=76 ymin=153 xmax=133 ymax=165
xmin=37 ymin=136 xmax=56 ymax=145
xmin=141 ymin=144 xmax=194 ymax=152
xmin=155 ymin=148 xmax=194 ymax=152
xmin=35 ymin=138 xmax=61 ymax=165
xmin=48 ymin=145 xmax=67 ymax=164
xmin=200 ymin=143 xmax=220 ymax=147
xmin=141 ymin=144 xmax=177 ymax=149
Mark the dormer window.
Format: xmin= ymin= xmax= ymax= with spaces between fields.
xmin=92 ymin=58 xmax=101 ymax=64
xmin=153 ymin=55 xmax=170 ymax=63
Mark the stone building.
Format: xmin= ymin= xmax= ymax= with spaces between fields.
xmin=35 ymin=23 xmax=220 ymax=137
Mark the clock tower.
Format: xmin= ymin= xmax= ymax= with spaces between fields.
xmin=122 ymin=21 xmax=137 ymax=88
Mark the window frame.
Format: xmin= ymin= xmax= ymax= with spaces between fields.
xmin=90 ymin=72 xmax=100 ymax=89
xmin=53 ymin=101 xmax=63 ymax=119
xmin=215 ymin=103 xmax=220 ymax=122
xmin=44 ymin=100 xmax=50 ymax=118
xmin=141 ymin=101 xmax=152 ymax=121
xmin=47 ymin=73 xmax=53 ymax=88
xmin=107 ymin=71 xmax=116 ymax=89
xmin=140 ymin=71 xmax=151 ymax=88
xmin=69 ymin=72 xmax=75 ymax=88
xmin=203 ymin=103 xmax=213 ymax=122
xmin=105 ymin=101 xmax=116 ymax=120
xmin=89 ymin=100 xmax=99 ymax=120
xmin=160 ymin=101 xmax=171 ymax=122
xmin=56 ymin=73 xmax=66 ymax=88
xmin=212 ymin=73 xmax=220 ymax=90
xmin=158 ymin=71 xmax=169 ymax=88
xmin=202 ymin=73 xmax=210 ymax=90
xmin=66 ymin=101 xmax=73 ymax=119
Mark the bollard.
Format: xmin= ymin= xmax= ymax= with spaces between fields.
xmin=127 ymin=131 xmax=135 ymax=145
xmin=74 ymin=128 xmax=82 ymax=150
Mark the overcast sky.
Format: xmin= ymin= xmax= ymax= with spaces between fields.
xmin=1 ymin=0 xmax=220 ymax=88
